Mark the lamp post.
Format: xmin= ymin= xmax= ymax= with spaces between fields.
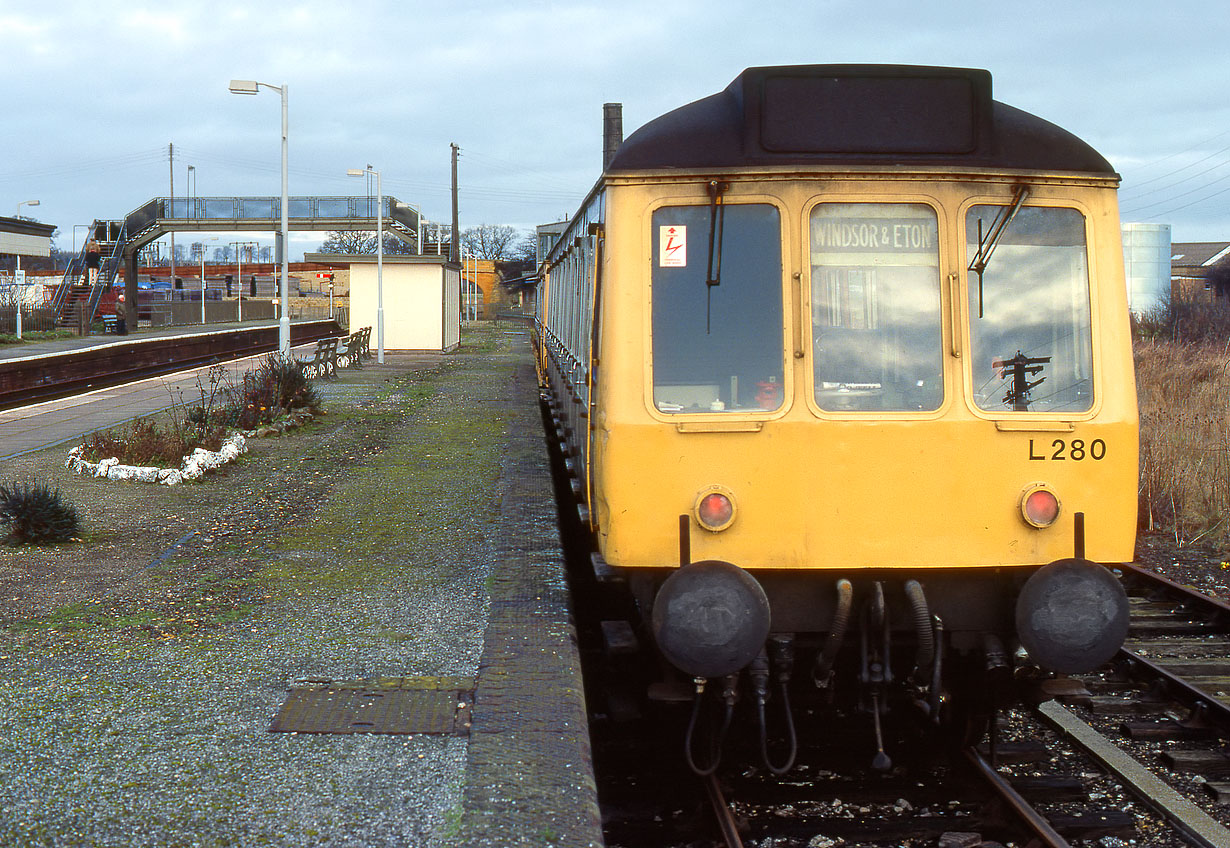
xmin=347 ymin=165 xmax=383 ymax=363
xmin=229 ymin=78 xmax=290 ymax=358
xmin=72 ymin=223 xmax=88 ymax=255
xmin=187 ymin=165 xmax=196 ymax=219
xmin=14 ymin=199 xmax=39 ymax=281
xmin=230 ymin=240 xmax=258 ymax=323
xmin=199 ymin=236 xmax=217 ymax=324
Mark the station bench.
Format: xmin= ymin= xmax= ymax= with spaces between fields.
xmin=296 ymin=327 xmax=372 ymax=380
xmin=296 ymin=336 xmax=340 ymax=380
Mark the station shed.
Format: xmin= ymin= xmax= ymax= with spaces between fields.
xmin=307 ymin=253 xmax=460 ymax=352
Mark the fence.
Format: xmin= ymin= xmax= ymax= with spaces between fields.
xmin=140 ymin=300 xmax=345 ymax=329
xmin=0 ymin=306 xmax=59 ymax=335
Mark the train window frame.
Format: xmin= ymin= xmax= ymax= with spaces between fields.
xmin=957 ymin=197 xmax=1102 ymax=421
xmin=800 ymin=193 xmax=952 ymax=420
xmin=643 ymin=192 xmax=793 ymax=422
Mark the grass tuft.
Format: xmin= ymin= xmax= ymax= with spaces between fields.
xmin=0 ymin=480 xmax=81 ymax=544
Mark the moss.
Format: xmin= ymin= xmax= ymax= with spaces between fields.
xmin=6 ymin=323 xmax=517 ymax=647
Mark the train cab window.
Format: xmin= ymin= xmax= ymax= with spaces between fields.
xmin=965 ymin=206 xmax=1093 ymax=413
xmin=651 ymin=203 xmax=784 ymax=414
xmin=809 ymin=203 xmax=944 ymax=411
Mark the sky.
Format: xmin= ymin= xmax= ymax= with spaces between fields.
xmin=3 ymin=0 xmax=1229 ymax=261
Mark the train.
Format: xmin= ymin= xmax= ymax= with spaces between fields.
xmin=532 ymin=64 xmax=1136 ymax=773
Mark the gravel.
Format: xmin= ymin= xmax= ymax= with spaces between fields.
xmin=0 ymin=329 xmax=524 ymax=846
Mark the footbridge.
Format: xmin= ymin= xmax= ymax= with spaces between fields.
xmin=54 ymin=195 xmax=420 ymax=325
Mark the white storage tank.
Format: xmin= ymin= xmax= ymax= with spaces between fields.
xmin=1121 ymin=223 xmax=1172 ymax=315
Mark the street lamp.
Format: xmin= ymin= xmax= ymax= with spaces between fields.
xmin=347 ymin=165 xmax=383 ymax=363
xmin=199 ymin=236 xmax=217 ymax=324
xmin=14 ymin=199 xmax=39 ymax=279
xmin=229 ymin=78 xmax=290 ymax=358
xmin=230 ymin=240 xmax=258 ymax=323
xmin=187 ymin=165 xmax=196 ymax=219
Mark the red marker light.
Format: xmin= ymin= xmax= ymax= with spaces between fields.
xmin=697 ymin=491 xmax=734 ymax=531
xmin=1022 ymin=488 xmax=1060 ymax=528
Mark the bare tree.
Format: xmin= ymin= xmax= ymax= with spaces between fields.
xmin=511 ymin=230 xmax=539 ymax=264
xmin=461 ymin=224 xmax=523 ymax=260
xmin=319 ymin=231 xmax=377 ymax=254
xmin=1208 ymin=259 xmax=1230 ymax=300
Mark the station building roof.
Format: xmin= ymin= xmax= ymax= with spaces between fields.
xmin=0 ymin=215 xmax=56 ymax=258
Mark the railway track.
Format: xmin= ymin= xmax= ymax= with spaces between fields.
xmin=588 ymin=561 xmax=1230 ymax=847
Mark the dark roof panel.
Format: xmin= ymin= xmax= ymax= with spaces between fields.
xmin=607 ymin=64 xmax=1115 ymax=176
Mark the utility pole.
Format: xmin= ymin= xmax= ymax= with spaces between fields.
xmin=994 ymin=351 xmax=1051 ymax=412
xmin=169 ymin=143 xmax=177 ymax=291
xmin=450 ymin=143 xmax=460 ymax=265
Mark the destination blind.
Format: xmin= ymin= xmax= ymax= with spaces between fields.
xmin=811 ymin=217 xmax=937 ymax=253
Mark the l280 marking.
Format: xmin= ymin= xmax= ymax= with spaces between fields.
xmin=1029 ymin=438 xmax=1107 ymax=461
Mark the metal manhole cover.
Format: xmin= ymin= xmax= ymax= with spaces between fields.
xmin=270 ymin=676 xmax=474 ymax=735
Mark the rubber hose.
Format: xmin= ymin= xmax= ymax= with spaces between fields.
xmin=684 ymin=680 xmax=733 ymax=776
xmin=904 ymin=579 xmax=934 ymax=684
xmin=813 ymin=578 xmax=854 ymax=686
xmin=757 ymin=683 xmax=798 ymax=775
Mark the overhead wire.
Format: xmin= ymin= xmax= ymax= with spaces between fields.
xmin=1121 ymin=127 xmax=1230 ymax=189
xmin=1118 ymin=125 xmax=1230 ymax=221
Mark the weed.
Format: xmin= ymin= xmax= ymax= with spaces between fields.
xmin=81 ymin=356 xmax=323 ymax=466
xmin=1136 ymin=339 xmax=1230 ymax=545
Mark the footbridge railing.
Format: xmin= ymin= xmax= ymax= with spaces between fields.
xmin=122 ymin=195 xmax=421 ymax=252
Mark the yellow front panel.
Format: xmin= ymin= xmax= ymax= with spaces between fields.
xmin=589 ymin=172 xmax=1137 ymax=571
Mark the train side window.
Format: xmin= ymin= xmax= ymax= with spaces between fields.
xmin=651 ymin=203 xmax=784 ymax=414
xmin=809 ymin=203 xmax=944 ymax=412
xmin=965 ymin=206 xmax=1093 ymax=413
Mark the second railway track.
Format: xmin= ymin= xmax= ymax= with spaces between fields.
xmin=0 ymin=321 xmax=339 ymax=411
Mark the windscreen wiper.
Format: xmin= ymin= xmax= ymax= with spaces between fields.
xmin=969 ymin=184 xmax=1030 ymax=317
xmin=705 ymin=180 xmax=729 ymax=333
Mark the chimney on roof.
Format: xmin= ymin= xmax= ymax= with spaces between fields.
xmin=603 ymin=102 xmax=623 ymax=171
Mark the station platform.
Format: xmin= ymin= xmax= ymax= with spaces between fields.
xmin=0 ymin=319 xmax=283 ymax=362
xmin=0 ymin=325 xmax=603 ymax=846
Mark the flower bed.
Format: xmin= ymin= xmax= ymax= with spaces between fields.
xmin=65 ymin=410 xmax=316 ymax=485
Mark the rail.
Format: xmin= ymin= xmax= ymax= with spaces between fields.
xmin=964 ymin=746 xmax=1071 ymax=848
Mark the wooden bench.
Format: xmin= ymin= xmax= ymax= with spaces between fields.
xmin=102 ymin=315 xmax=117 ymax=333
xmin=359 ymin=326 xmax=373 ymax=361
xmin=296 ymin=336 xmax=340 ymax=380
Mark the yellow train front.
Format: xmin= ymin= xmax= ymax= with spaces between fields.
xmin=535 ymin=64 xmax=1137 ymax=771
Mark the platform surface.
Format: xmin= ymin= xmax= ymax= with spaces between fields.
xmin=0 ymin=325 xmax=602 ymax=847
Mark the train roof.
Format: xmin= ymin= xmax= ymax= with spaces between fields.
xmin=606 ymin=65 xmax=1115 ymax=177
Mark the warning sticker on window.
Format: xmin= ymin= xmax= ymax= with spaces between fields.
xmin=659 ymin=225 xmax=687 ymax=267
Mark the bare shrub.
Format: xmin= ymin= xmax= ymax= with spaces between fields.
xmin=1133 ymin=287 xmax=1230 ymax=345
